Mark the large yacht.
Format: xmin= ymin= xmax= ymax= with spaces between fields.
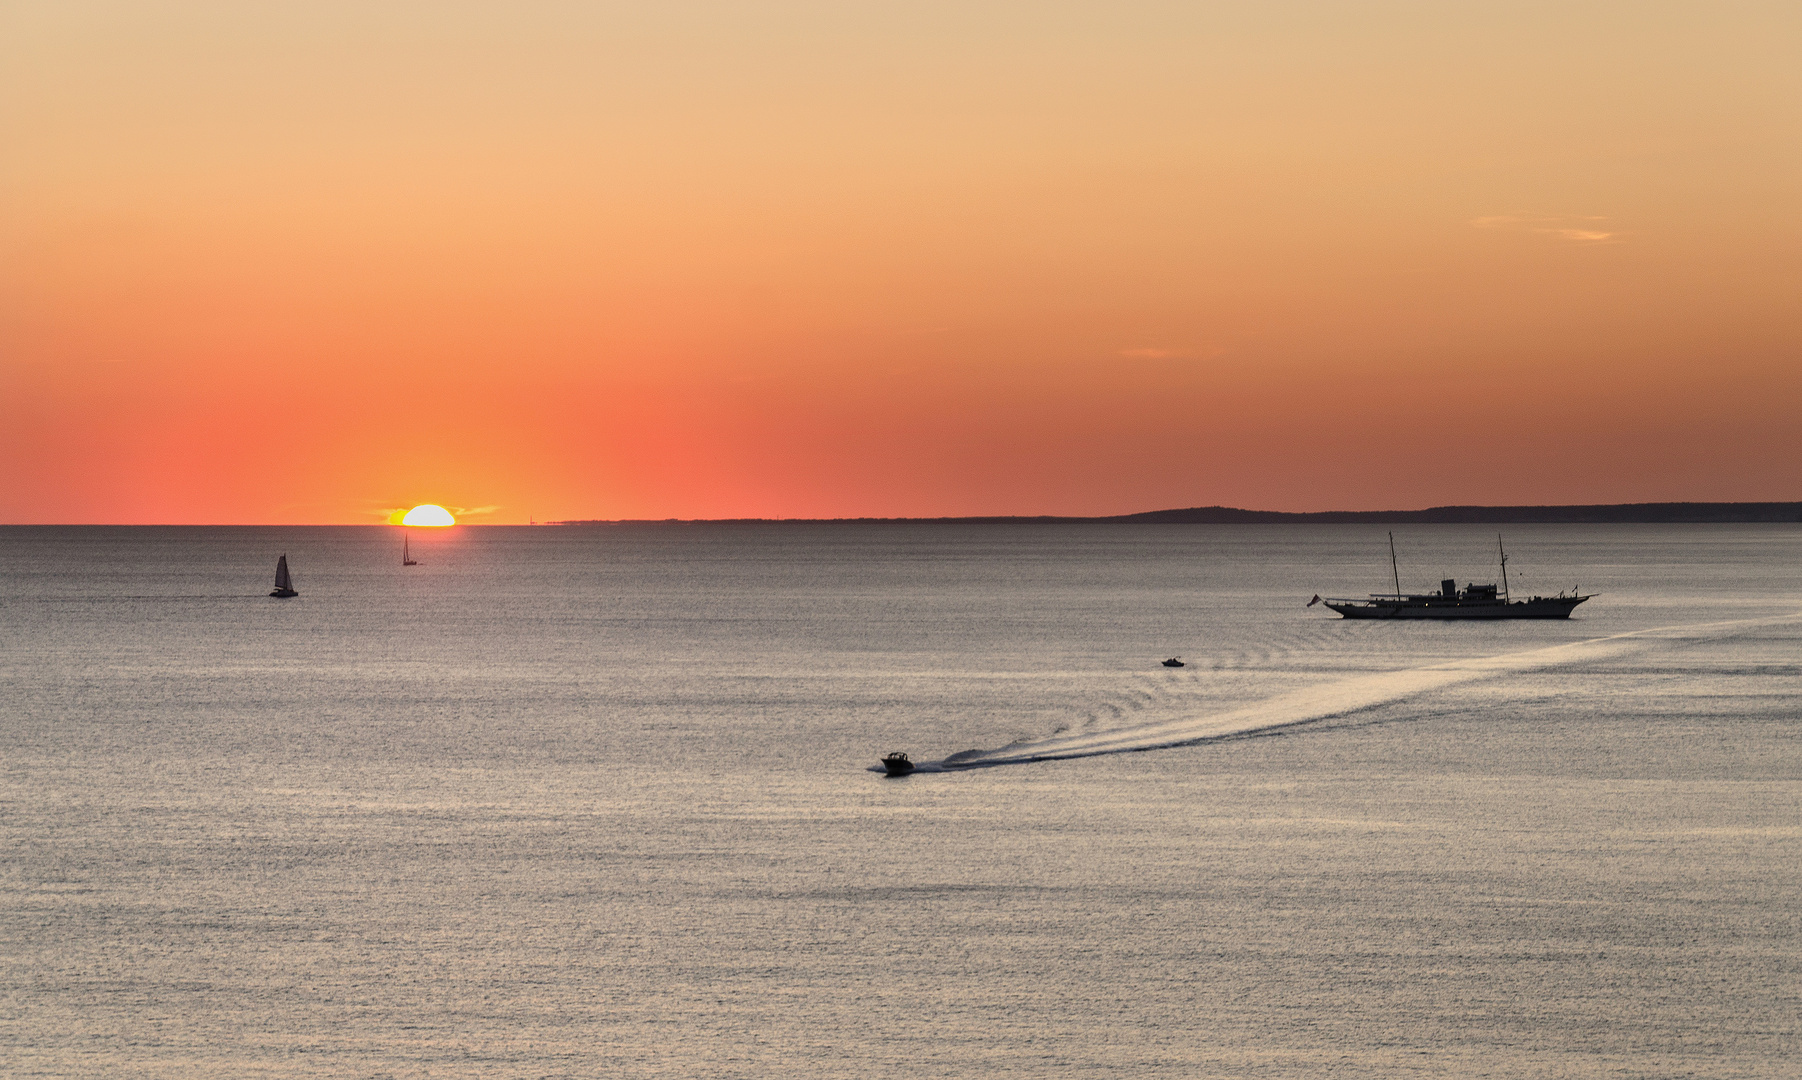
xmin=1314 ymin=534 xmax=1591 ymax=620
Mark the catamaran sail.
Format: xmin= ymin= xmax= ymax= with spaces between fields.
xmin=271 ymin=554 xmax=298 ymax=598
xmin=403 ymin=534 xmax=418 ymax=566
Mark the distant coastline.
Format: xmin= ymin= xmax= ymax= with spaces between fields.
xmin=558 ymin=501 xmax=1802 ymax=526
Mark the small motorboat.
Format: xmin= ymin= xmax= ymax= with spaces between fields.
xmin=880 ymin=752 xmax=915 ymax=776
xmin=1162 ymin=658 xmax=1184 ymax=668
xmin=270 ymin=554 xmax=299 ymax=598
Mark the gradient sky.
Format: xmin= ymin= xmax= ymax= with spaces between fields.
xmin=4 ymin=1 xmax=1798 ymax=523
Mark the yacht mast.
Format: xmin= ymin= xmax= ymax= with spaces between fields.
xmin=1389 ymin=532 xmax=1402 ymax=598
xmin=1498 ymin=534 xmax=1511 ymax=602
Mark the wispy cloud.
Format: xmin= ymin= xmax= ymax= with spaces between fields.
xmin=1547 ymin=228 xmax=1614 ymax=242
xmin=1472 ymin=215 xmax=1622 ymax=243
xmin=453 ymin=505 xmax=501 ymax=518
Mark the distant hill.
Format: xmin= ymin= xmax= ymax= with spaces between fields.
xmin=1107 ymin=502 xmax=1802 ymax=524
xmin=558 ymin=501 xmax=1802 ymax=525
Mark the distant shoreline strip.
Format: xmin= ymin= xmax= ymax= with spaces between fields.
xmin=558 ymin=501 xmax=1802 ymax=526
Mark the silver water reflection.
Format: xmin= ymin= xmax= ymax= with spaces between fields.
xmin=2 ymin=524 xmax=1798 ymax=1078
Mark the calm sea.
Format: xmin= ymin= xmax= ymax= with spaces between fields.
xmin=2 ymin=523 xmax=1798 ymax=1078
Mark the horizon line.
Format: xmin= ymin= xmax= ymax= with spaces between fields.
xmin=14 ymin=499 xmax=1798 ymax=527
xmin=559 ymin=500 xmax=1802 ymax=526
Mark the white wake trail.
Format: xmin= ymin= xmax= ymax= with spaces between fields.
xmin=918 ymin=613 xmax=1802 ymax=771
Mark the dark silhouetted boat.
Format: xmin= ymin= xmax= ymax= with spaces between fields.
xmin=1319 ymin=533 xmax=1591 ymax=620
xmin=1162 ymin=658 xmax=1185 ymax=667
xmin=402 ymin=534 xmax=418 ymax=566
xmin=881 ymin=752 xmax=915 ymax=775
xmin=270 ymin=554 xmax=298 ymax=598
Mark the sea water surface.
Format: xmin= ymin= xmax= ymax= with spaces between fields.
xmin=1 ymin=523 xmax=1798 ymax=1078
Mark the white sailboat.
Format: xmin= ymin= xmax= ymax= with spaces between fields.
xmin=270 ymin=554 xmax=298 ymax=598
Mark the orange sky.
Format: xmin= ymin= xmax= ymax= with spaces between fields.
xmin=4 ymin=2 xmax=1798 ymax=523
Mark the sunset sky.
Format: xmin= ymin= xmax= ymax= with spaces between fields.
xmin=4 ymin=1 xmax=1798 ymax=523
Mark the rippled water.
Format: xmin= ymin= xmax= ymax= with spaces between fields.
xmin=2 ymin=523 xmax=1798 ymax=1077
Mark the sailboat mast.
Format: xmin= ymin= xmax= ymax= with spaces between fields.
xmin=1388 ymin=532 xmax=1402 ymax=598
xmin=1498 ymin=533 xmax=1510 ymax=602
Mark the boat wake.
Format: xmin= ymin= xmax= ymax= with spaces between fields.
xmin=882 ymin=613 xmax=1802 ymax=772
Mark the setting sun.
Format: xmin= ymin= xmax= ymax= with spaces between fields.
xmin=400 ymin=504 xmax=456 ymax=527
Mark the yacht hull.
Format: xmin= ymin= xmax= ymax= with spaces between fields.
xmin=1325 ymin=597 xmax=1587 ymax=619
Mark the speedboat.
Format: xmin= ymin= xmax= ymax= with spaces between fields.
xmin=880 ymin=752 xmax=915 ymax=776
xmin=1162 ymin=658 xmax=1184 ymax=667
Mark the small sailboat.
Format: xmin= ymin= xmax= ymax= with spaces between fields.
xmin=270 ymin=554 xmax=298 ymax=598
xmin=402 ymin=533 xmax=418 ymax=566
